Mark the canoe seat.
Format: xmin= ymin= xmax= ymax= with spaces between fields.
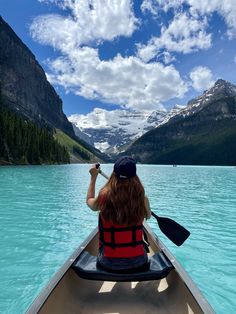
xmin=72 ymin=251 xmax=173 ymax=282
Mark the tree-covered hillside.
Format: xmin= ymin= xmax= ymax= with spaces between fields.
xmin=0 ymin=102 xmax=70 ymax=165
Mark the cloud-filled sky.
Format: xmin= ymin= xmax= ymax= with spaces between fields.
xmin=1 ymin=0 xmax=236 ymax=117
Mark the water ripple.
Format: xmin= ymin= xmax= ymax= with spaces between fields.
xmin=0 ymin=165 xmax=236 ymax=313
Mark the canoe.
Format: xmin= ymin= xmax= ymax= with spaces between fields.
xmin=26 ymin=223 xmax=214 ymax=314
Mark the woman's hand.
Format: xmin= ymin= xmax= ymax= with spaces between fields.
xmin=89 ymin=164 xmax=100 ymax=179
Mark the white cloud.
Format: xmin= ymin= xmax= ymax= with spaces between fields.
xmin=158 ymin=13 xmax=211 ymax=53
xmin=137 ymin=12 xmax=211 ymax=61
xmin=136 ymin=46 xmax=176 ymax=64
xmin=46 ymin=47 xmax=187 ymax=111
xmin=69 ymin=108 xmax=116 ymax=130
xmin=31 ymin=0 xmax=139 ymax=48
xmin=141 ymin=0 xmax=183 ymax=14
xmin=162 ymin=51 xmax=176 ymax=64
xmin=136 ymin=42 xmax=157 ymax=62
xmin=30 ymin=0 xmax=188 ymax=111
xmin=144 ymin=0 xmax=236 ymax=39
xmin=218 ymin=2 xmax=236 ymax=39
xmin=141 ymin=0 xmax=158 ymax=15
xmin=190 ymin=66 xmax=214 ymax=91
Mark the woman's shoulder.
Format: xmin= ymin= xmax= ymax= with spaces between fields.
xmin=97 ymin=187 xmax=110 ymax=208
xmin=99 ymin=187 xmax=109 ymax=200
xmin=100 ymin=187 xmax=109 ymax=194
xmin=144 ymin=196 xmax=151 ymax=219
xmin=144 ymin=196 xmax=149 ymax=206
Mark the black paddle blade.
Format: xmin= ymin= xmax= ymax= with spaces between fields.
xmin=151 ymin=212 xmax=190 ymax=246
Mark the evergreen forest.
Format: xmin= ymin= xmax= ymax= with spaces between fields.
xmin=0 ymin=101 xmax=70 ymax=165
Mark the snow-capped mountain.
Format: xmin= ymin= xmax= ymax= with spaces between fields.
xmin=69 ymin=80 xmax=236 ymax=155
xmin=165 ymin=79 xmax=236 ymax=123
xmin=188 ymin=79 xmax=236 ymax=107
xmin=158 ymin=104 xmax=186 ymax=126
xmin=68 ymin=108 xmax=170 ymax=154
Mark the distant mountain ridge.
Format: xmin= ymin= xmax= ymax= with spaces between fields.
xmin=69 ymin=107 xmax=183 ymax=155
xmin=164 ymin=79 xmax=236 ymax=124
xmin=125 ymin=79 xmax=236 ymax=165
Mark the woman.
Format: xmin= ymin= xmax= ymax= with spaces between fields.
xmin=86 ymin=156 xmax=151 ymax=272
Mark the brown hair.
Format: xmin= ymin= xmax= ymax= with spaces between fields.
xmin=95 ymin=172 xmax=148 ymax=225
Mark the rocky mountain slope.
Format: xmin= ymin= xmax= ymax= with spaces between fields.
xmin=0 ymin=16 xmax=74 ymax=137
xmin=0 ymin=16 xmax=106 ymax=164
xmin=125 ymin=79 xmax=236 ymax=165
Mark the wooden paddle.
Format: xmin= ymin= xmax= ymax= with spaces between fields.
xmin=95 ymin=164 xmax=190 ymax=246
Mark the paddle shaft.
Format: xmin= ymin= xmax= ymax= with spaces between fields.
xmin=99 ymin=169 xmax=109 ymax=180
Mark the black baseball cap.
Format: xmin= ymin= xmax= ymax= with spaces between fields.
xmin=114 ymin=156 xmax=136 ymax=179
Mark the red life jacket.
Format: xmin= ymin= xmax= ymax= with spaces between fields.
xmin=99 ymin=214 xmax=147 ymax=258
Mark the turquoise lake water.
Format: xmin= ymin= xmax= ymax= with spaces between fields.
xmin=0 ymin=164 xmax=236 ymax=313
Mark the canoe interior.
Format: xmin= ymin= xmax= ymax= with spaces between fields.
xmin=35 ymin=229 xmax=207 ymax=314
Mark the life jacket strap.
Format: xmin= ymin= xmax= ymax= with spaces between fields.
xmin=132 ymin=226 xmax=137 ymax=247
xmin=100 ymin=225 xmax=143 ymax=232
xmin=100 ymin=240 xmax=145 ymax=248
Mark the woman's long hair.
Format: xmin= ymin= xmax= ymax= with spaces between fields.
xmin=95 ymin=172 xmax=148 ymax=225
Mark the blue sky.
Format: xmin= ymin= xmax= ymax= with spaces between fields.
xmin=1 ymin=0 xmax=236 ymax=117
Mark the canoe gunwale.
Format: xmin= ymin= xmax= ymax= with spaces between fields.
xmin=144 ymin=223 xmax=215 ymax=314
xmin=25 ymin=228 xmax=98 ymax=314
